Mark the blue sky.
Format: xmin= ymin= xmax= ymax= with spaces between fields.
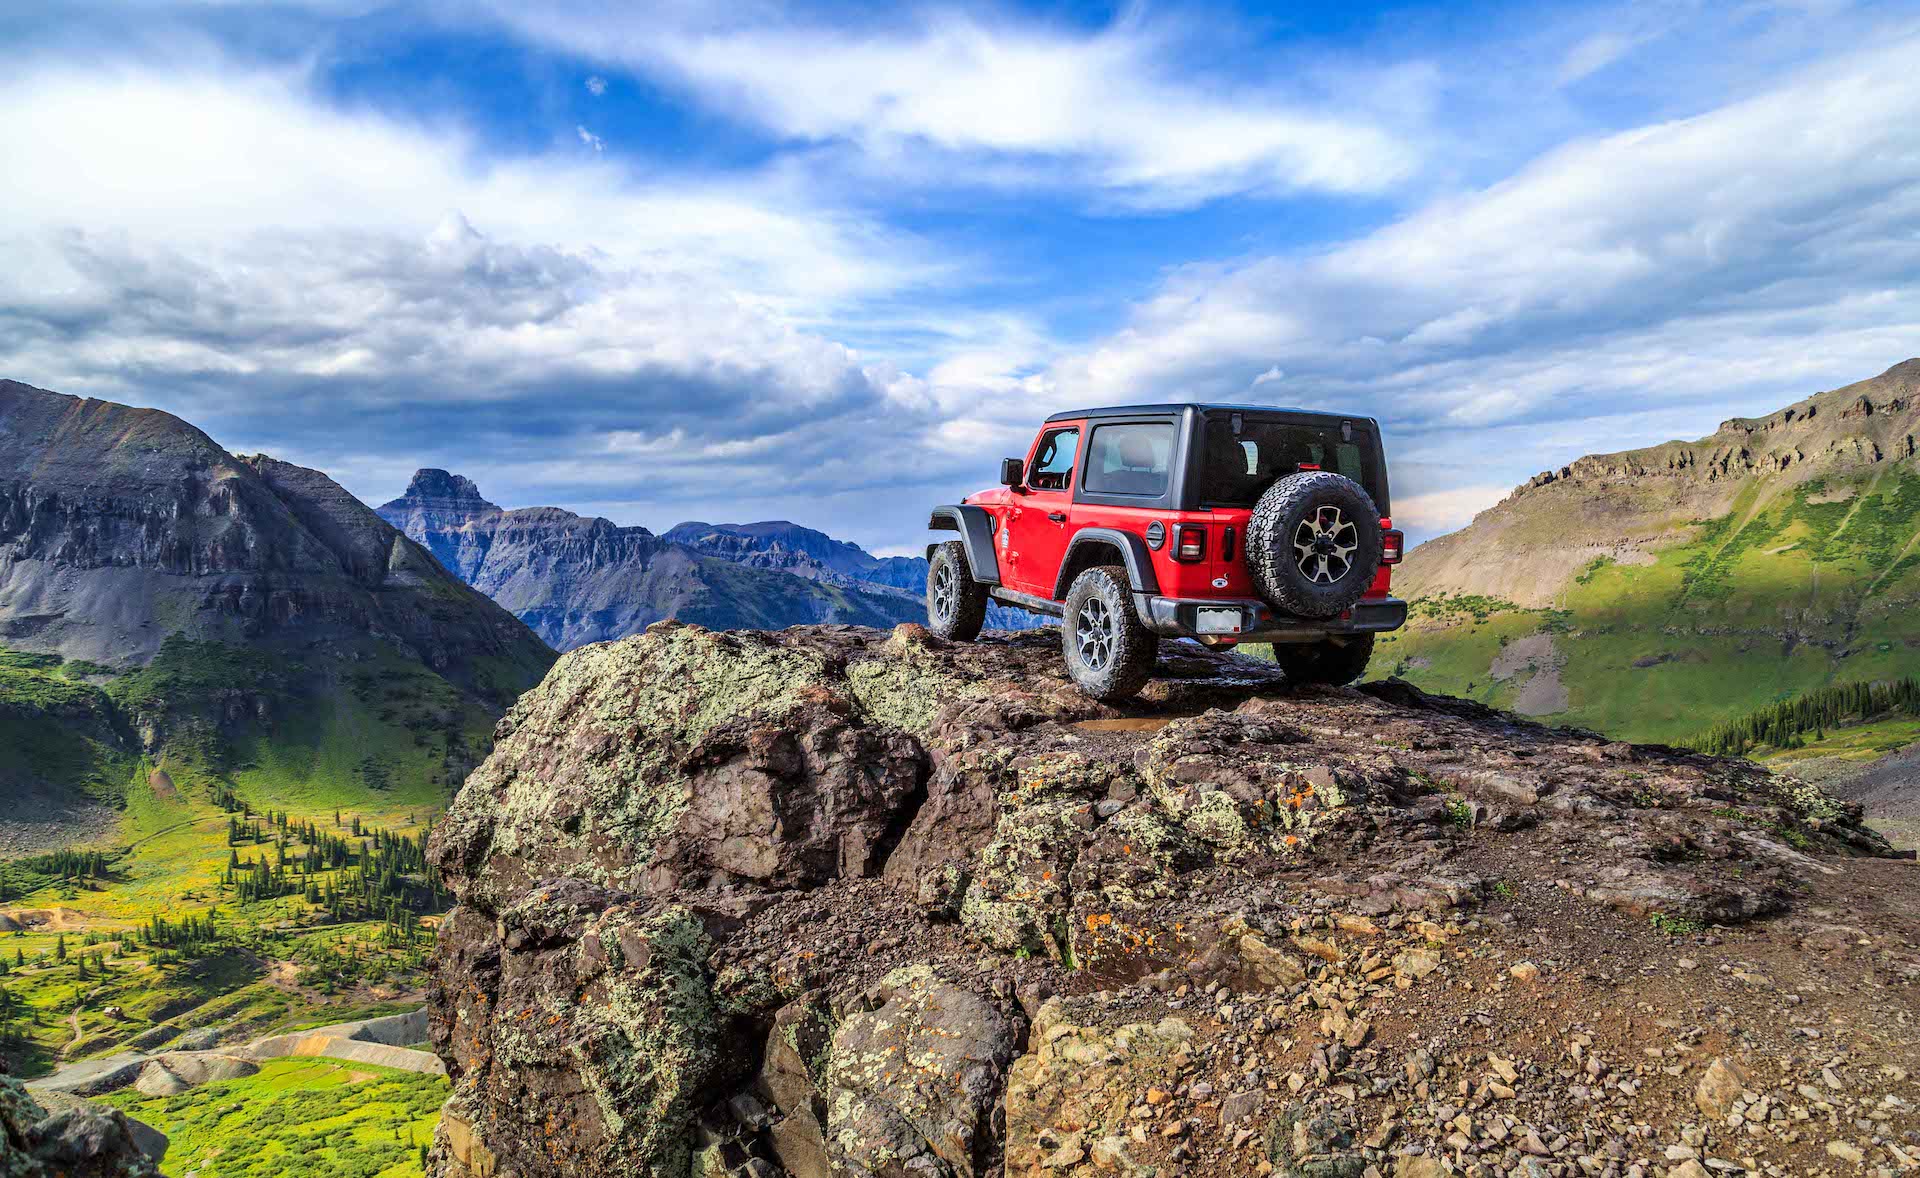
xmin=2 ymin=1 xmax=1918 ymax=553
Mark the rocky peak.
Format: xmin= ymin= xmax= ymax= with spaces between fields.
xmin=1513 ymin=358 xmax=1920 ymax=503
xmin=0 ymin=381 xmax=551 ymax=687
xmin=376 ymin=468 xmax=504 ymax=539
xmin=425 ymin=624 xmax=1912 ymax=1178
xmin=375 ymin=478 xmax=918 ymax=651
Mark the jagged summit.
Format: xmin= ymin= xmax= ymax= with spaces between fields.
xmin=424 ymin=623 xmax=1914 ymax=1178
xmin=394 ymin=468 xmax=500 ymax=512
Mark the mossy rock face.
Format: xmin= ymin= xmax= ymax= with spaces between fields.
xmin=823 ymin=966 xmax=1022 ymax=1178
xmin=433 ymin=624 xmax=976 ymax=912
xmin=1003 ymin=1001 xmax=1194 ymax=1173
xmin=432 ymin=888 xmax=718 ymax=1177
xmin=960 ymin=797 xmax=1086 ymax=961
xmin=1137 ymin=709 xmax=1387 ymax=855
xmin=1066 ymin=804 xmax=1205 ymax=981
xmin=0 ymin=1075 xmax=166 ymax=1177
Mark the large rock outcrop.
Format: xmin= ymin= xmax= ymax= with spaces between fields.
xmin=427 ymin=624 xmax=1914 ymax=1178
xmin=0 ymin=1073 xmax=165 ymax=1177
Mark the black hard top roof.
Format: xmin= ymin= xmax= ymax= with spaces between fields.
xmin=1043 ymin=403 xmax=1375 ymax=425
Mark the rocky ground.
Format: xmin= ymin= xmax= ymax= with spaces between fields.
xmin=0 ymin=1065 xmax=163 ymax=1176
xmin=424 ymin=624 xmax=1919 ymax=1178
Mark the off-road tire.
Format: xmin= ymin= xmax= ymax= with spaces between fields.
xmin=926 ymin=540 xmax=988 ymax=641
xmin=1269 ymin=634 xmax=1375 ymax=686
xmin=1061 ymin=565 xmax=1158 ymax=701
xmin=1246 ymin=471 xmax=1384 ymax=619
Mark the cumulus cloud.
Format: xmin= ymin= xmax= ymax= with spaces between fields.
xmin=1029 ymin=35 xmax=1920 ymax=509
xmin=0 ymin=58 xmax=987 ymax=540
xmin=575 ymin=124 xmax=603 ymax=151
xmin=584 ymin=74 xmax=606 ymax=96
xmin=484 ymin=3 xmax=1426 ymax=208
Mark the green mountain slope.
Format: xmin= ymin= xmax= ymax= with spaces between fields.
xmin=0 ymin=381 xmax=556 ymax=1080
xmin=1377 ymin=359 xmax=1920 ymax=745
xmin=0 ymin=382 xmax=555 ymax=850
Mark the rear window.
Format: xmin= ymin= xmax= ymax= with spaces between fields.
xmin=1198 ymin=416 xmax=1386 ymax=510
xmin=1085 ymin=422 xmax=1175 ymax=496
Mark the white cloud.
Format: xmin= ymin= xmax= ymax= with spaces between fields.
xmin=575 ymin=124 xmax=603 ymax=151
xmin=0 ymin=55 xmax=980 ymax=550
xmin=486 ymin=5 xmax=1426 ymax=207
xmin=0 ymin=62 xmax=927 ymax=311
xmin=1389 ymin=484 xmax=1512 ymax=538
xmin=1028 ymin=34 xmax=1920 ymax=485
xmin=584 ymin=74 xmax=606 ymax=96
xmin=1556 ymin=32 xmax=1636 ymax=86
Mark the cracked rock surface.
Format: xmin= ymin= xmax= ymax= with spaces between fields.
xmin=426 ymin=624 xmax=1916 ymax=1178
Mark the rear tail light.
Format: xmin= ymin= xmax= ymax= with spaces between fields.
xmin=1381 ymin=528 xmax=1405 ymax=565
xmin=1174 ymin=525 xmax=1206 ymax=562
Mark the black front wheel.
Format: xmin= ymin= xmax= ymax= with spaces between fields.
xmin=926 ymin=540 xmax=988 ymax=641
xmin=1268 ymin=634 xmax=1375 ymax=686
xmin=1061 ymin=565 xmax=1158 ymax=701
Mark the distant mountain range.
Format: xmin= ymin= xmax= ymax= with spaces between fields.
xmin=1382 ymin=359 xmax=1920 ymax=747
xmin=0 ymin=380 xmax=554 ymax=849
xmin=374 ymin=471 xmax=927 ymax=650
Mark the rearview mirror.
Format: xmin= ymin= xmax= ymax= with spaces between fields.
xmin=1000 ymin=457 xmax=1024 ymax=486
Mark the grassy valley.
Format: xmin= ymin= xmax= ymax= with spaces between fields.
xmin=97 ymin=1056 xmax=446 ymax=1178
xmin=0 ymin=642 xmax=463 ymax=1175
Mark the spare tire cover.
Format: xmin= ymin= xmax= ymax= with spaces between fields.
xmin=1245 ymin=471 xmax=1384 ymax=619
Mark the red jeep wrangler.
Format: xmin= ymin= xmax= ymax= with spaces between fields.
xmin=927 ymin=404 xmax=1406 ymax=700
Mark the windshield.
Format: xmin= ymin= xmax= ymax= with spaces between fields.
xmin=1197 ymin=415 xmax=1386 ymax=511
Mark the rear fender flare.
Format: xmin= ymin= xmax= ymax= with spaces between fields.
xmin=1053 ymin=527 xmax=1161 ymax=599
xmin=927 ymin=505 xmax=1000 ymax=585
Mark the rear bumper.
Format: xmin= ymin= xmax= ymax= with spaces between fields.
xmin=1134 ymin=595 xmax=1407 ymax=643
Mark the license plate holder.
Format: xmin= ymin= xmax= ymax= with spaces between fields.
xmin=1196 ymin=607 xmax=1243 ymax=635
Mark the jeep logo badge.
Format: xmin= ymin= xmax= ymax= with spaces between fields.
xmin=1211 ymin=576 xmax=1229 ymax=589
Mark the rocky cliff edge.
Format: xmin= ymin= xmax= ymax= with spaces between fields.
xmin=426 ymin=624 xmax=1918 ymax=1178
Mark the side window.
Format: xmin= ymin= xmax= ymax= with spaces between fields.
xmin=1028 ymin=428 xmax=1078 ymax=491
xmin=1085 ymin=423 xmax=1175 ymax=496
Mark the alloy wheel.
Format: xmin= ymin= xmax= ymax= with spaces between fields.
xmin=931 ymin=561 xmax=957 ymax=621
xmin=1075 ymin=596 xmax=1115 ymax=671
xmin=1293 ymin=505 xmax=1359 ymax=584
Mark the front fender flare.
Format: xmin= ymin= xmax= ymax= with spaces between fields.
xmin=1053 ymin=527 xmax=1161 ymax=599
xmin=927 ymin=505 xmax=1000 ymax=585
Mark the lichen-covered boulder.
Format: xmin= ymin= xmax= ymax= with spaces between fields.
xmin=1137 ymin=710 xmax=1383 ymax=853
xmin=1064 ymin=805 xmax=1204 ymax=981
xmin=0 ymin=1077 xmax=165 ymax=1178
xmin=432 ymin=624 xmax=951 ymax=913
xmin=1003 ymin=1001 xmax=1195 ymax=1176
xmin=430 ymin=885 xmax=719 ymax=1177
xmin=823 ymin=966 xmax=1023 ymax=1178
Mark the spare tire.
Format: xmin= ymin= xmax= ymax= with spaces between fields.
xmin=1245 ymin=471 xmax=1383 ymax=619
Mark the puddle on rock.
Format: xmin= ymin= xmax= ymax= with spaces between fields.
xmin=1072 ymin=715 xmax=1192 ymax=734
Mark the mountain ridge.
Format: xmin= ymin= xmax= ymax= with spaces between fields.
xmin=1379 ymin=358 xmax=1920 ymax=749
xmin=375 ymin=471 xmax=924 ymax=650
xmin=1401 ymin=358 xmax=1920 ymax=608
xmin=0 ymin=379 xmax=555 ymax=850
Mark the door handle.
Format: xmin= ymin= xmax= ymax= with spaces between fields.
xmin=1047 ymin=511 xmax=1067 ymax=522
